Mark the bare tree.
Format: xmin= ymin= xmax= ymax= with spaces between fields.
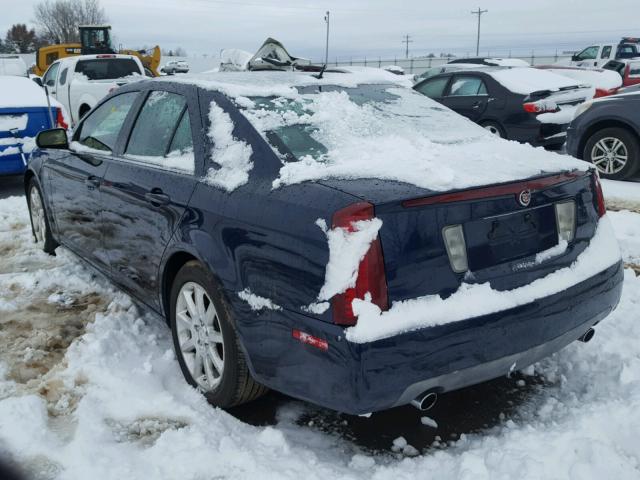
xmin=33 ymin=0 xmax=107 ymax=43
xmin=4 ymin=24 xmax=39 ymax=53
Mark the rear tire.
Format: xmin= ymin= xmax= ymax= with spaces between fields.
xmin=169 ymin=261 xmax=267 ymax=407
xmin=583 ymin=127 xmax=640 ymax=180
xmin=481 ymin=121 xmax=506 ymax=139
xmin=27 ymin=179 xmax=57 ymax=255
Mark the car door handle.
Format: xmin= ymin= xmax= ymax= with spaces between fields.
xmin=144 ymin=190 xmax=171 ymax=206
xmin=85 ymin=176 xmax=100 ymax=189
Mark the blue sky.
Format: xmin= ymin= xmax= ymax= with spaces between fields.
xmin=2 ymin=0 xmax=639 ymax=60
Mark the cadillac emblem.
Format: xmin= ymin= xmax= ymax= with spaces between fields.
xmin=518 ymin=189 xmax=531 ymax=207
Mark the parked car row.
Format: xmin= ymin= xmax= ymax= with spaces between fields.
xmin=23 ymin=67 xmax=623 ymax=415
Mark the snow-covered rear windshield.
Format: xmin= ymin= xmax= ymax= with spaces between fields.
xmin=75 ymin=59 xmax=140 ymax=80
xmin=244 ymin=83 xmax=456 ymax=162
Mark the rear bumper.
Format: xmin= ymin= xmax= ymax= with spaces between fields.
xmin=505 ymin=122 xmax=568 ymax=148
xmin=0 ymin=152 xmax=26 ymax=176
xmin=236 ymin=261 xmax=623 ymax=415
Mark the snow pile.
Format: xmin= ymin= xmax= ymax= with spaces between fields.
xmin=314 ymin=218 xmax=383 ymax=302
xmin=537 ymin=105 xmax=580 ymax=125
xmin=238 ymin=288 xmax=282 ymax=311
xmin=608 ymin=210 xmax=640 ymax=265
xmin=202 ymin=102 xmax=253 ymax=191
xmin=348 ymin=217 xmax=620 ymax=343
xmin=1 ymin=195 xmax=640 ymax=478
xmin=601 ymin=178 xmax=640 ymax=211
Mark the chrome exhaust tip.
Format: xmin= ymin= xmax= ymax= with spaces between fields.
xmin=410 ymin=391 xmax=438 ymax=411
xmin=578 ymin=328 xmax=595 ymax=343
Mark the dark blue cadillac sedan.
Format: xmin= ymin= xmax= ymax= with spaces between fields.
xmin=24 ymin=69 xmax=623 ymax=414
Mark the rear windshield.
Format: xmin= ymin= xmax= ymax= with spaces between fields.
xmin=243 ymin=83 xmax=459 ymax=162
xmin=74 ymin=59 xmax=140 ymax=80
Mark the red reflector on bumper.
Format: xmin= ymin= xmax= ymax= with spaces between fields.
xmin=292 ymin=330 xmax=328 ymax=351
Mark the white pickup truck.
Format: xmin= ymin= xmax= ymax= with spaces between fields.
xmin=569 ymin=38 xmax=640 ymax=68
xmin=40 ymin=54 xmax=145 ymax=125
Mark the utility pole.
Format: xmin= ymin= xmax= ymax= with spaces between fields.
xmin=402 ymin=34 xmax=413 ymax=59
xmin=324 ymin=11 xmax=330 ymax=66
xmin=471 ymin=7 xmax=488 ymax=56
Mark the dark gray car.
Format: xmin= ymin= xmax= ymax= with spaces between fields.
xmin=566 ymin=93 xmax=640 ymax=180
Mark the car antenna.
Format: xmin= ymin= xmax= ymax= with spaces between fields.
xmin=313 ymin=64 xmax=327 ymax=79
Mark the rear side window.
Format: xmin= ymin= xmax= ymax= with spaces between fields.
xmin=415 ymin=77 xmax=449 ymax=98
xmin=75 ymin=59 xmax=140 ymax=80
xmin=601 ymin=46 xmax=612 ymax=59
xmin=75 ymin=92 xmax=138 ymax=153
xmin=59 ymin=68 xmax=68 ymax=86
xmin=125 ymin=91 xmax=194 ymax=173
xmin=448 ymin=76 xmax=488 ymax=96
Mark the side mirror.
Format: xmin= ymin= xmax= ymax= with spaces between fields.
xmin=571 ymin=55 xmax=579 ymax=62
xmin=32 ymin=76 xmax=43 ymax=87
xmin=36 ymin=128 xmax=69 ymax=150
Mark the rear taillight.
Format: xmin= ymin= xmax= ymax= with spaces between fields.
xmin=523 ymin=102 xmax=558 ymax=114
xmin=331 ymin=202 xmax=388 ymax=326
xmin=592 ymin=172 xmax=606 ymax=217
xmin=56 ymin=108 xmax=68 ymax=130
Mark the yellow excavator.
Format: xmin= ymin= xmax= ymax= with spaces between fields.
xmin=34 ymin=25 xmax=161 ymax=77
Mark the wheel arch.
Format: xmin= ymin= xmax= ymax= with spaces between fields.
xmin=160 ymin=250 xmax=199 ymax=321
xmin=578 ymin=119 xmax=640 ymax=159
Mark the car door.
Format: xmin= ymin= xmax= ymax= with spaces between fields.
xmin=46 ymin=91 xmax=139 ymax=268
xmin=573 ymin=46 xmax=599 ymax=68
xmin=439 ymin=75 xmax=490 ymax=122
xmin=42 ymin=61 xmax=61 ymax=98
xmin=100 ymin=85 xmax=201 ymax=309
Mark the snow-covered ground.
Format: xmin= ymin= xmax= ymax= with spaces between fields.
xmin=1 ymin=186 xmax=640 ymax=479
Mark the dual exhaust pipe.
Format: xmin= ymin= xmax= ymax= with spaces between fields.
xmin=409 ymin=327 xmax=595 ymax=411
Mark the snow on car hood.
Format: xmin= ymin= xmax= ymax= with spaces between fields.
xmin=171 ymin=70 xmax=588 ymax=193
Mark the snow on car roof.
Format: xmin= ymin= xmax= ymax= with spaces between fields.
xmin=164 ymin=68 xmax=589 ymax=193
xmin=164 ymin=67 xmax=412 ymax=97
xmin=0 ymin=75 xmax=54 ymax=108
xmin=486 ymin=67 xmax=584 ymax=94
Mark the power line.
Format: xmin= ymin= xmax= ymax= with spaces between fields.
xmin=402 ymin=34 xmax=413 ymax=59
xmin=471 ymin=7 xmax=488 ymax=56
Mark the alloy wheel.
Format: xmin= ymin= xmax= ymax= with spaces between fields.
xmin=29 ymin=186 xmax=46 ymax=244
xmin=591 ymin=137 xmax=628 ymax=175
xmin=175 ymin=281 xmax=225 ymax=391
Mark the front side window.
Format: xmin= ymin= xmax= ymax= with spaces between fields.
xmin=125 ymin=90 xmax=194 ymax=173
xmin=415 ymin=77 xmax=449 ymax=98
xmin=576 ymin=46 xmax=598 ymax=61
xmin=448 ymin=76 xmax=488 ymax=96
xmin=43 ymin=62 xmax=60 ymax=87
xmin=75 ymin=92 xmax=138 ymax=153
